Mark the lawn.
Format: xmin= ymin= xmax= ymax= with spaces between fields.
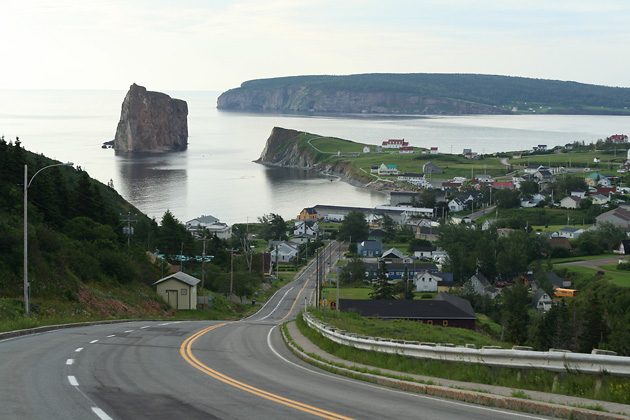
xmin=322 ymin=286 xmax=372 ymax=301
xmin=560 ymin=265 xmax=630 ymax=288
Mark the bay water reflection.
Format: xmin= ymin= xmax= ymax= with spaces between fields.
xmin=1 ymin=89 xmax=628 ymax=224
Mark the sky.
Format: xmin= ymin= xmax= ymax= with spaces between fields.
xmin=1 ymin=0 xmax=629 ymax=91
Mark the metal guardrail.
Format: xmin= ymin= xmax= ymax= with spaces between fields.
xmin=303 ymin=312 xmax=630 ymax=377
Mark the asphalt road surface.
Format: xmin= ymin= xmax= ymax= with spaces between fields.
xmin=0 ymin=241 xmax=556 ymax=419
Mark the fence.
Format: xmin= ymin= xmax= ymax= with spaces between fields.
xmin=303 ymin=312 xmax=630 ymax=377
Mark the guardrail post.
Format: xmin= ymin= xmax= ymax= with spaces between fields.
xmin=517 ymin=369 xmax=527 ymax=382
xmin=552 ymin=372 xmax=564 ymax=392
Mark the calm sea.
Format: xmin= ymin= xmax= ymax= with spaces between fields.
xmin=1 ymin=89 xmax=628 ymax=224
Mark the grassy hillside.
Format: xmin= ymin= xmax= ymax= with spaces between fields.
xmin=0 ymin=138 xmax=266 ymax=328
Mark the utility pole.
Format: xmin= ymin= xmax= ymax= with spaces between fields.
xmin=180 ymin=242 xmax=184 ymax=272
xmin=199 ymin=236 xmax=209 ymax=295
xmin=316 ymin=248 xmax=320 ymax=308
xmin=230 ymin=248 xmax=234 ymax=299
xmin=120 ymin=212 xmax=138 ymax=247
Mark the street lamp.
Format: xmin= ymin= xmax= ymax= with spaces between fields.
xmin=24 ymin=162 xmax=74 ymax=315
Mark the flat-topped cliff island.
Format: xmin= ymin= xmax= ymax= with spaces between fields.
xmin=219 ymin=73 xmax=630 ymax=115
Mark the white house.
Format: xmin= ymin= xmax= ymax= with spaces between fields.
xmin=269 ymin=241 xmax=299 ymax=263
xmin=591 ymin=194 xmax=610 ymax=205
xmin=381 ymin=139 xmax=408 ymax=149
xmin=560 ymin=196 xmax=582 ymax=209
xmin=532 ymin=289 xmax=553 ymax=311
xmin=377 ymin=163 xmax=400 ymax=176
xmin=186 ymin=215 xmax=231 ymax=239
xmin=413 ymin=270 xmax=441 ymax=292
xmin=293 ymin=219 xmax=319 ymax=237
xmin=557 ymin=227 xmax=583 ymax=239
xmin=448 ymin=198 xmax=465 ymax=212
xmin=469 ymin=273 xmax=500 ymax=299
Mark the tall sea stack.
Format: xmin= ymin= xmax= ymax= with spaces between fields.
xmin=114 ymin=83 xmax=188 ymax=152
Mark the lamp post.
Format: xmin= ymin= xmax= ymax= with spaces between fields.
xmin=24 ymin=162 xmax=73 ymax=315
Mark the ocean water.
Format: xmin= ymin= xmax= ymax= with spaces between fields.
xmin=1 ymin=89 xmax=628 ymax=224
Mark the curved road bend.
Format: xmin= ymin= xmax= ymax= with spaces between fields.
xmin=1 ymin=241 xmax=555 ymax=420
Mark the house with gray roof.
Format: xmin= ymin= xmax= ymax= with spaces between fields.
xmin=357 ymin=240 xmax=383 ymax=258
xmin=469 ymin=273 xmax=500 ymax=299
xmin=153 ymin=272 xmax=201 ymax=310
xmin=532 ymin=289 xmax=553 ymax=311
xmin=339 ymin=294 xmax=476 ymax=330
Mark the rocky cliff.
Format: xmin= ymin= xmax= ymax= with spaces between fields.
xmin=256 ymin=127 xmax=369 ymax=185
xmin=218 ymin=87 xmax=505 ymax=115
xmin=114 ymin=84 xmax=188 ymax=152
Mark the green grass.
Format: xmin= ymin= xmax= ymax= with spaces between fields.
xmin=323 ymin=286 xmax=372 ymax=300
xmin=532 ymin=224 xmax=593 ymax=232
xmin=309 ymin=137 xmax=366 ymax=154
xmin=559 ymin=265 xmax=630 ymax=288
xmin=297 ymin=313 xmax=630 ymax=404
xmin=309 ymin=308 xmax=505 ymax=348
xmin=550 ymin=253 xmax=615 ymax=264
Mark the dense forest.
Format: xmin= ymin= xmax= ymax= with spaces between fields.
xmin=227 ymin=73 xmax=630 ymax=113
xmin=0 ymin=138 xmax=265 ymax=321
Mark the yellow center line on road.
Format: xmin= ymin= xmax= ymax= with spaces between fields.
xmin=180 ymin=323 xmax=355 ymax=420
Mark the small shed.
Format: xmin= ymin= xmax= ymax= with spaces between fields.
xmin=153 ymin=272 xmax=200 ymax=310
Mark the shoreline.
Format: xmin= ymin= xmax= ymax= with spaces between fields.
xmin=257 ymin=160 xmax=414 ymax=198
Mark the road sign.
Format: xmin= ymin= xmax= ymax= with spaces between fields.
xmin=322 ymin=290 xmax=329 ymax=294
xmin=320 ymin=298 xmax=328 ymax=307
xmin=330 ymin=301 xmax=337 ymax=310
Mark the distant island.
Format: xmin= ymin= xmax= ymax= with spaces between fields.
xmin=218 ymin=73 xmax=630 ymax=115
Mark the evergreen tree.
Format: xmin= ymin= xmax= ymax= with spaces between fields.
xmin=369 ymin=260 xmax=395 ymax=300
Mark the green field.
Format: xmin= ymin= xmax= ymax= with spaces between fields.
xmin=561 ymin=265 xmax=630 ymax=288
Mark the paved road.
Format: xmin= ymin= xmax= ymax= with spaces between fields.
xmin=0 ymin=241 xmax=556 ymax=420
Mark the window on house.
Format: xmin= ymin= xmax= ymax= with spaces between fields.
xmin=443 ymin=320 xmax=448 ymax=327
xmin=181 ymin=289 xmax=187 ymax=295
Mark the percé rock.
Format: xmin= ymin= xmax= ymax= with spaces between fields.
xmin=218 ymin=87 xmax=505 ymax=115
xmin=114 ymin=84 xmax=188 ymax=152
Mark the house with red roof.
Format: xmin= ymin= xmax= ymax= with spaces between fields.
xmin=382 ymin=139 xmax=409 ymax=149
xmin=399 ymin=146 xmax=414 ymax=154
xmin=610 ymin=134 xmax=628 ymax=143
xmin=492 ymin=181 xmax=515 ymax=190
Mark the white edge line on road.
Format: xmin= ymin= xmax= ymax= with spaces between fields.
xmin=266 ymin=326 xmax=547 ymax=420
xmin=68 ymin=376 xmax=79 ymax=386
xmin=257 ymin=287 xmax=293 ymax=321
xmin=106 ymin=335 xmax=116 ymax=338
xmin=125 ymin=330 xmax=134 ymax=333
xmin=92 ymin=407 xmax=114 ymax=420
xmin=140 ymin=326 xmax=150 ymax=329
xmin=66 ymin=359 xmax=74 ymax=365
xmin=75 ymin=347 xmax=83 ymax=352
xmin=90 ymin=339 xmax=98 ymax=344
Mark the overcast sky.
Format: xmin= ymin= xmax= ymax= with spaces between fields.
xmin=1 ymin=0 xmax=628 ymax=91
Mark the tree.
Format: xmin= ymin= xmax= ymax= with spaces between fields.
xmin=579 ymin=295 xmax=609 ymax=353
xmin=258 ymin=213 xmax=287 ymax=241
xmin=339 ymin=256 xmax=367 ymax=286
xmin=519 ymin=180 xmax=538 ymax=196
xmin=381 ymin=214 xmax=396 ymax=242
xmin=369 ymin=260 xmax=395 ymax=300
xmin=338 ymin=211 xmax=369 ymax=243
xmin=502 ymin=284 xmax=530 ymax=344
xmin=494 ymin=188 xmax=521 ymax=209
xmin=402 ymin=266 xmax=415 ymax=300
